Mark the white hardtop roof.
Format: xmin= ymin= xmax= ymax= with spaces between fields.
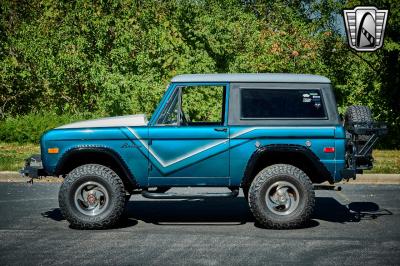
xmin=171 ymin=73 xmax=331 ymax=83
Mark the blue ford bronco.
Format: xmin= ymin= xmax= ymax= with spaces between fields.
xmin=22 ymin=73 xmax=387 ymax=229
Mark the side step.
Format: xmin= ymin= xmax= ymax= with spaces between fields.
xmin=314 ymin=185 xmax=342 ymax=191
xmin=141 ymin=188 xmax=239 ymax=199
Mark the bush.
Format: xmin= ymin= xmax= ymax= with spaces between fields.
xmin=0 ymin=1 xmax=398 ymax=148
xmin=0 ymin=112 xmax=97 ymax=144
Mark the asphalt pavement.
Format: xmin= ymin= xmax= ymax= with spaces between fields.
xmin=0 ymin=183 xmax=399 ymax=265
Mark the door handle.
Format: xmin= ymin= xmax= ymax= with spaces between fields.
xmin=214 ymin=128 xmax=227 ymax=132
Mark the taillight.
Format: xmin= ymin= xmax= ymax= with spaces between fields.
xmin=323 ymin=147 xmax=335 ymax=153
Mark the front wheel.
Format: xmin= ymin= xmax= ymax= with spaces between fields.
xmin=59 ymin=164 xmax=126 ymax=229
xmin=248 ymin=164 xmax=315 ymax=229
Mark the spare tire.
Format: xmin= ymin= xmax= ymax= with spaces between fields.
xmin=344 ymin=106 xmax=373 ymax=154
xmin=344 ymin=105 xmax=373 ymax=126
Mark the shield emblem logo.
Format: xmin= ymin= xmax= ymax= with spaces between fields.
xmin=343 ymin=6 xmax=389 ymax=52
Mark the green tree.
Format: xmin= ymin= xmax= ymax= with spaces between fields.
xmin=0 ymin=0 xmax=399 ymax=147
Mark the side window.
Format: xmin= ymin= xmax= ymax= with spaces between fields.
xmin=156 ymin=85 xmax=226 ymax=126
xmin=181 ymin=85 xmax=225 ymax=125
xmin=241 ymin=89 xmax=326 ymax=119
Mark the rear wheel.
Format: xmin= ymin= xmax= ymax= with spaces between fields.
xmin=59 ymin=164 xmax=126 ymax=229
xmin=248 ymin=164 xmax=315 ymax=229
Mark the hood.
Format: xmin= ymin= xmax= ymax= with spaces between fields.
xmin=57 ymin=114 xmax=148 ymax=129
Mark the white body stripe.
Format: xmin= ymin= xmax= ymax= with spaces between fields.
xmin=126 ymin=126 xmax=334 ymax=168
xmin=126 ymin=127 xmax=227 ymax=167
xmin=126 ymin=127 xmax=270 ymax=167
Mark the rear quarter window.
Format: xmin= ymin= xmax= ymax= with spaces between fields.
xmin=241 ymin=89 xmax=326 ymax=119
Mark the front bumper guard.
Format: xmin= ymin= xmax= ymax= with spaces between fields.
xmin=20 ymin=154 xmax=47 ymax=180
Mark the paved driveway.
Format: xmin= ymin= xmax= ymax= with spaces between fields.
xmin=0 ymin=183 xmax=399 ymax=265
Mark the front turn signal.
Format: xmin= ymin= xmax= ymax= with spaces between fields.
xmin=48 ymin=147 xmax=59 ymax=154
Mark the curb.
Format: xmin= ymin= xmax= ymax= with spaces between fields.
xmin=0 ymin=171 xmax=62 ymax=183
xmin=0 ymin=171 xmax=399 ymax=184
xmin=344 ymin=174 xmax=400 ymax=185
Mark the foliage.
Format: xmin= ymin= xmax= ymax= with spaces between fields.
xmin=0 ymin=112 xmax=94 ymax=143
xmin=0 ymin=142 xmax=39 ymax=171
xmin=0 ymin=0 xmax=399 ymax=146
xmin=366 ymin=149 xmax=400 ymax=174
xmin=182 ymin=86 xmax=224 ymax=122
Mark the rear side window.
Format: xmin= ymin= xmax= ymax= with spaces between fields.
xmin=241 ymin=89 xmax=326 ymax=119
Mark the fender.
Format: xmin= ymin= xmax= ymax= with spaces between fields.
xmin=54 ymin=146 xmax=138 ymax=188
xmin=241 ymin=144 xmax=333 ymax=188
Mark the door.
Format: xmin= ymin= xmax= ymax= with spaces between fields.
xmin=148 ymin=83 xmax=230 ymax=186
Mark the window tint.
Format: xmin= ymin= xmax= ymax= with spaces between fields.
xmin=241 ymin=89 xmax=326 ymax=119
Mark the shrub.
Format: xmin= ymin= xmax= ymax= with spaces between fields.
xmin=0 ymin=112 xmax=97 ymax=144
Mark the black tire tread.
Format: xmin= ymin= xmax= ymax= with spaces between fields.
xmin=59 ymin=164 xmax=126 ymax=229
xmin=248 ymin=164 xmax=315 ymax=229
xmin=345 ymin=105 xmax=373 ymax=124
xmin=345 ymin=105 xmax=373 ymax=143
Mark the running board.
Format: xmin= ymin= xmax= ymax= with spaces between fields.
xmin=141 ymin=189 xmax=239 ymax=199
xmin=314 ymin=185 xmax=342 ymax=191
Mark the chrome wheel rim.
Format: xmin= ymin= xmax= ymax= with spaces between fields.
xmin=74 ymin=181 xmax=109 ymax=216
xmin=265 ymin=181 xmax=299 ymax=215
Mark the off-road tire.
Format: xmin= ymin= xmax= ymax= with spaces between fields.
xmin=345 ymin=105 xmax=373 ymax=141
xmin=345 ymin=105 xmax=373 ymax=125
xmin=248 ymin=164 xmax=315 ymax=229
xmin=59 ymin=164 xmax=126 ymax=229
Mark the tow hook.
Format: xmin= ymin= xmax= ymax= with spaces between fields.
xmin=313 ymin=185 xmax=342 ymax=191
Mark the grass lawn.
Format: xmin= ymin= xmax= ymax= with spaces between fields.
xmin=0 ymin=142 xmax=399 ymax=174
xmin=366 ymin=149 xmax=400 ymax=174
xmin=0 ymin=143 xmax=39 ymax=171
